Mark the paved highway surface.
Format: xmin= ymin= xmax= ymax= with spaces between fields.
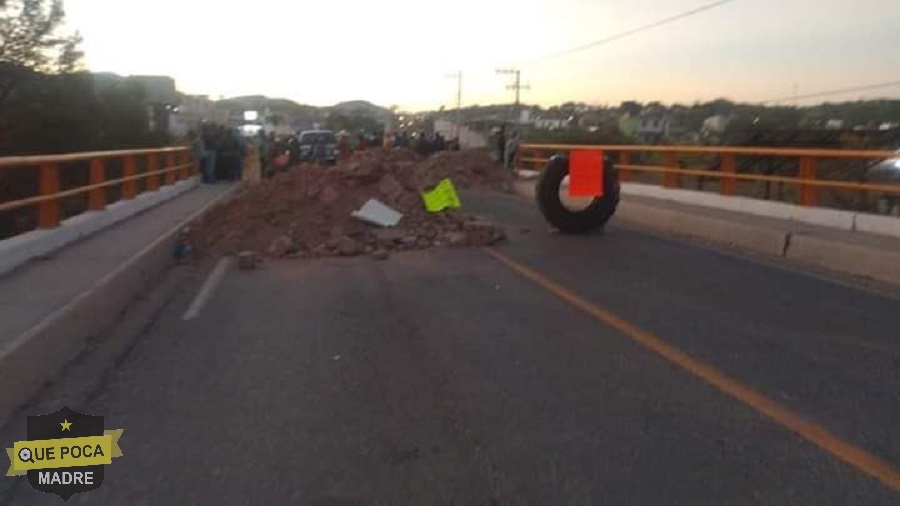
xmin=1 ymin=190 xmax=898 ymax=505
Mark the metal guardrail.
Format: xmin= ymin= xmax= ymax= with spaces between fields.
xmin=517 ymin=144 xmax=900 ymax=207
xmin=0 ymin=147 xmax=196 ymax=230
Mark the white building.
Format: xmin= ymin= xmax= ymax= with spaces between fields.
xmin=637 ymin=113 xmax=686 ymax=142
xmin=702 ymin=115 xmax=731 ymax=135
xmin=433 ymin=119 xmax=487 ymax=149
xmin=533 ymin=115 xmax=570 ymax=130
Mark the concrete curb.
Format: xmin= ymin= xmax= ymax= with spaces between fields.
xmin=855 ymin=212 xmax=900 ymax=238
xmin=0 ymin=184 xmax=241 ymax=425
xmin=620 ymin=182 xmax=900 ymax=239
xmin=786 ymin=234 xmax=900 ymax=286
xmin=617 ymin=200 xmax=790 ymax=257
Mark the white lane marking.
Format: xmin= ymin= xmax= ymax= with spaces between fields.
xmin=182 ymin=257 xmax=232 ymax=321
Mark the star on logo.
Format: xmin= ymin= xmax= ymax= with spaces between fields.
xmin=60 ymin=419 xmax=72 ymax=431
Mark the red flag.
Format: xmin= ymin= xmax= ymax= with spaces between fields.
xmin=569 ymin=150 xmax=604 ymax=197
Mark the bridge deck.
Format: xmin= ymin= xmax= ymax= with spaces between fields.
xmin=0 ymin=189 xmax=897 ymax=504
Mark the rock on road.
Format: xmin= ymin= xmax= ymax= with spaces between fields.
xmin=1 ymin=190 xmax=898 ymax=505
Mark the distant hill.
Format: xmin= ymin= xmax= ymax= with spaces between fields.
xmin=329 ymin=100 xmax=392 ymax=119
xmin=213 ymin=97 xmax=395 ymax=121
xmin=217 ymin=96 xmax=321 ymax=117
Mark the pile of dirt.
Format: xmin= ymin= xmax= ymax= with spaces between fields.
xmin=187 ymin=149 xmax=507 ymax=261
xmin=419 ymin=149 xmax=515 ymax=191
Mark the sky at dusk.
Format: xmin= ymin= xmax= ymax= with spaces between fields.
xmin=64 ymin=0 xmax=900 ymax=110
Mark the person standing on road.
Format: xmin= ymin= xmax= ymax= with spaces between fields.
xmin=200 ymin=124 xmax=218 ymax=183
xmin=433 ymin=132 xmax=446 ymax=152
xmin=217 ymin=128 xmax=241 ymax=181
xmin=505 ymin=131 xmax=519 ymax=169
xmin=497 ymin=125 xmax=507 ymax=165
xmin=287 ymin=135 xmax=302 ymax=165
xmin=256 ymin=130 xmax=269 ymax=178
xmin=235 ymin=129 xmax=247 ymax=180
xmin=338 ymin=133 xmax=351 ymax=161
xmin=187 ymin=130 xmax=209 ymax=183
xmin=214 ymin=125 xmax=230 ymax=180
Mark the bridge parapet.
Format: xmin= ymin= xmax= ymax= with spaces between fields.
xmin=0 ymin=147 xmax=197 ymax=238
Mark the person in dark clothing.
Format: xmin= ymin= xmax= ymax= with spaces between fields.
xmin=433 ymin=132 xmax=446 ymax=151
xmin=257 ymin=130 xmax=269 ymax=177
xmin=199 ymin=124 xmax=218 ymax=183
xmin=187 ymin=130 xmax=209 ymax=183
xmin=415 ymin=131 xmax=430 ymax=156
xmin=497 ymin=125 xmax=507 ymax=164
xmin=218 ymin=129 xmax=242 ymax=181
xmin=287 ymin=135 xmax=302 ymax=165
xmin=211 ymin=126 xmax=228 ymax=181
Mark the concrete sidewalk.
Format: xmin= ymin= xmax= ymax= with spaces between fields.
xmin=0 ymin=182 xmax=237 ymax=423
xmin=513 ymin=180 xmax=900 ymax=286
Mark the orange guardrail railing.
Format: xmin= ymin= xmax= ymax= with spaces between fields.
xmin=0 ymin=146 xmax=197 ymax=230
xmin=516 ymin=144 xmax=900 ymax=207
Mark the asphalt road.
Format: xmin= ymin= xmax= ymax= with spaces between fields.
xmin=1 ymin=190 xmax=898 ymax=505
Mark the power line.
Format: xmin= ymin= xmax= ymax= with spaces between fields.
xmin=523 ymin=0 xmax=739 ymax=64
xmin=762 ymin=80 xmax=900 ymax=104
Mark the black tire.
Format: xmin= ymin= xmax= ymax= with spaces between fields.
xmin=536 ymin=153 xmax=620 ymax=234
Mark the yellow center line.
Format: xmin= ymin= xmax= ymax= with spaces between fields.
xmin=483 ymin=246 xmax=900 ymax=493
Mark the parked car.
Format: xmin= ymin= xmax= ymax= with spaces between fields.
xmin=297 ymin=130 xmax=338 ymax=164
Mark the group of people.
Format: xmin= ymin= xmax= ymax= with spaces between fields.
xmin=388 ymin=131 xmax=458 ymax=156
xmin=188 ymin=124 xmax=248 ymax=183
xmin=187 ymin=124 xmax=517 ymax=184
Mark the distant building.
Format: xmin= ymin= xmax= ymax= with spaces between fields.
xmin=533 ymin=114 xmax=571 ymax=130
xmin=825 ymin=119 xmax=845 ymax=130
xmin=518 ymin=109 xmax=533 ymax=125
xmin=433 ymin=118 xmax=487 ymax=148
xmin=636 ymin=113 xmax=686 ymax=143
xmin=261 ymin=109 xmax=296 ymax=137
xmin=702 ymin=114 xmax=732 ymax=136
xmin=636 ymin=114 xmax=665 ymax=142
xmin=577 ymin=109 xmax=619 ymax=129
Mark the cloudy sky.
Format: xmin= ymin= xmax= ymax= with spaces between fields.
xmin=64 ymin=0 xmax=900 ymax=110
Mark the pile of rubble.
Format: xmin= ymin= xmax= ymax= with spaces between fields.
xmin=187 ymin=149 xmax=508 ymax=261
xmin=419 ymin=149 xmax=515 ymax=191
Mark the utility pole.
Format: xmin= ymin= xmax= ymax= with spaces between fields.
xmin=445 ymin=71 xmax=463 ymax=139
xmin=496 ymin=68 xmax=530 ymax=124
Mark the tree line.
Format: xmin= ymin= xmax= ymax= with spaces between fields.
xmin=1 ymin=0 xmax=164 ymax=156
